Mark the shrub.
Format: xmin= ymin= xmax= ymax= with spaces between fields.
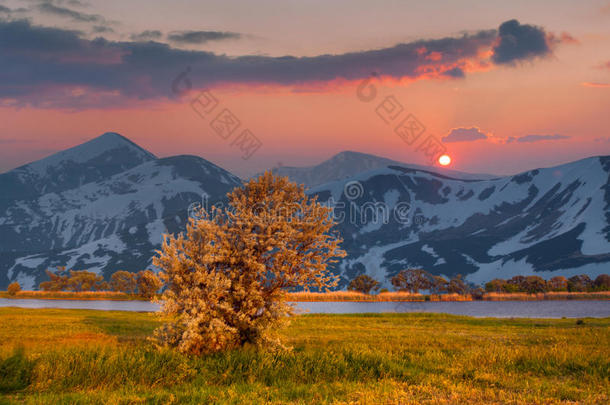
xmin=347 ymin=275 xmax=380 ymax=294
xmin=7 ymin=282 xmax=21 ymax=296
xmin=136 ymin=270 xmax=163 ymax=299
xmin=153 ymin=172 xmax=345 ymax=355
xmin=110 ymin=270 xmax=137 ymax=294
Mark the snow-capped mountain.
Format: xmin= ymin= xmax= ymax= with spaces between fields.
xmin=0 ymin=133 xmax=242 ymax=289
xmin=1 ymin=133 xmax=608 ymax=289
xmin=265 ymin=150 xmax=496 ymax=188
xmin=309 ymin=157 xmax=610 ymax=288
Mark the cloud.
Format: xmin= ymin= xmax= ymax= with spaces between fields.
xmin=167 ymin=30 xmax=241 ymax=44
xmin=0 ymin=19 xmax=571 ymax=109
xmin=37 ymin=1 xmax=104 ymax=23
xmin=442 ymin=127 xmax=488 ymax=143
xmin=492 ymin=19 xmax=551 ymax=64
xmin=581 ymin=82 xmax=610 ymax=88
xmin=506 ymin=134 xmax=570 ymax=143
xmin=92 ymin=25 xmax=114 ymax=34
xmin=130 ymin=30 xmax=163 ymax=41
xmin=0 ymin=5 xmax=11 ymax=13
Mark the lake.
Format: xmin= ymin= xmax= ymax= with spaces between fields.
xmin=1 ymin=298 xmax=609 ymax=318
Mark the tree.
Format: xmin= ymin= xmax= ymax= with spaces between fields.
xmin=548 ymin=276 xmax=568 ymax=291
xmin=447 ymin=274 xmax=468 ymax=295
xmin=568 ymin=275 xmax=593 ymax=292
xmin=485 ymin=279 xmax=507 ymax=293
xmin=39 ymin=268 xmax=70 ymax=291
xmin=66 ymin=270 xmax=107 ymax=292
xmin=522 ymin=276 xmax=548 ymax=293
xmin=594 ymin=274 xmax=610 ymax=291
xmin=347 ymin=275 xmax=380 ymax=294
xmin=391 ymin=269 xmax=432 ymax=293
xmin=430 ymin=276 xmax=448 ymax=294
xmin=136 ymin=270 xmax=163 ymax=298
xmin=153 ymin=172 xmax=345 ymax=355
xmin=110 ymin=271 xmax=137 ymax=294
xmin=507 ymin=275 xmax=527 ymax=292
xmin=7 ymin=282 xmax=21 ymax=295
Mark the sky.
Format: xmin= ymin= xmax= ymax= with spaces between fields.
xmin=1 ymin=0 xmax=610 ymax=177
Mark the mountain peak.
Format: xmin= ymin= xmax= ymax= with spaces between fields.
xmin=4 ymin=133 xmax=157 ymax=196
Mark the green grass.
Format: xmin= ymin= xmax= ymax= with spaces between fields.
xmin=0 ymin=308 xmax=608 ymax=404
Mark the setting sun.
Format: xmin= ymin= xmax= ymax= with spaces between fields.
xmin=438 ymin=154 xmax=451 ymax=166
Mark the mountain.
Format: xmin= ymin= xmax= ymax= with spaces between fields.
xmin=265 ymin=151 xmax=496 ymax=188
xmin=309 ymin=157 xmax=610 ymax=288
xmin=1 ymin=135 xmax=609 ymax=290
xmin=0 ymin=134 xmax=242 ymax=289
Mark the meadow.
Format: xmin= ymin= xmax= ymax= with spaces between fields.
xmin=0 ymin=308 xmax=608 ymax=404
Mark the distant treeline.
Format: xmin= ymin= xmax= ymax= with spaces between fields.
xmin=346 ymin=270 xmax=610 ymax=296
xmin=484 ymin=274 xmax=610 ymax=293
xmin=6 ymin=267 xmax=163 ymax=298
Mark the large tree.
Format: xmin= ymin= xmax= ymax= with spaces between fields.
xmin=153 ymin=172 xmax=345 ymax=355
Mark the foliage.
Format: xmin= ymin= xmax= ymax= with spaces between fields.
xmin=39 ymin=268 xmax=71 ymax=291
xmin=347 ymin=275 xmax=380 ymax=294
xmin=568 ymin=275 xmax=593 ymax=292
xmin=391 ymin=269 xmax=432 ymax=293
xmin=110 ymin=271 xmax=137 ymax=294
xmin=446 ymin=274 xmax=468 ymax=294
xmin=136 ymin=270 xmax=162 ymax=298
xmin=66 ymin=270 xmax=108 ymax=292
xmin=153 ymin=172 xmax=345 ymax=355
xmin=595 ymin=274 xmax=610 ymax=290
xmin=7 ymin=282 xmax=21 ymax=296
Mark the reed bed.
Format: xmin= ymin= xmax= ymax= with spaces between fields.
xmin=483 ymin=291 xmax=610 ymax=301
xmin=0 ymin=290 xmax=148 ymax=301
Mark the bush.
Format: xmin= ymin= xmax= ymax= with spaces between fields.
xmin=153 ymin=172 xmax=345 ymax=355
xmin=347 ymin=275 xmax=380 ymax=294
xmin=7 ymin=282 xmax=21 ymax=296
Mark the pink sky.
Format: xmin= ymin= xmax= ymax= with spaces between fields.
xmin=1 ymin=0 xmax=609 ymax=177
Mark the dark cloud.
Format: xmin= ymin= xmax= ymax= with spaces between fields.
xmin=0 ymin=5 xmax=11 ymax=13
xmin=492 ymin=19 xmax=551 ymax=64
xmin=167 ymin=30 xmax=241 ymax=44
xmin=92 ymin=25 xmax=113 ymax=34
xmin=441 ymin=67 xmax=465 ymax=78
xmin=37 ymin=1 xmax=103 ymax=23
xmin=442 ymin=127 xmax=488 ymax=143
xmin=0 ymin=19 xmax=568 ymax=109
xmin=507 ymin=134 xmax=570 ymax=143
xmin=130 ymin=30 xmax=163 ymax=41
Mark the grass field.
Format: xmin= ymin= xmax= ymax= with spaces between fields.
xmin=0 ymin=308 xmax=608 ymax=404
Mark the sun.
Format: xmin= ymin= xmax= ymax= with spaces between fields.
xmin=438 ymin=154 xmax=451 ymax=166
